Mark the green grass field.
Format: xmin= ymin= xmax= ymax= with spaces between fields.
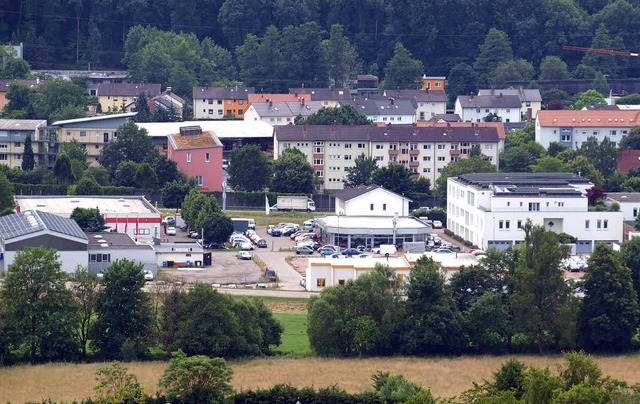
xmin=273 ymin=312 xmax=312 ymax=356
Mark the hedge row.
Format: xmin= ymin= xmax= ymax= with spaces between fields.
xmin=12 ymin=183 xmax=137 ymax=197
xmin=444 ymin=228 xmax=479 ymax=249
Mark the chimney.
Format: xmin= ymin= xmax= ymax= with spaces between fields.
xmin=412 ymin=122 xmax=417 ymax=130
xmin=447 ymin=123 xmax=451 ymax=130
xmin=469 ymin=92 xmax=474 ymax=99
xmin=166 ymin=86 xmax=172 ymax=93
xmin=140 ymin=81 xmax=144 ymax=88
xmin=331 ymin=121 xmax=337 ymax=132
xmin=389 ymin=97 xmax=394 ymax=105
xmin=301 ymin=83 xmax=305 ymax=89
xmin=386 ymin=123 xmax=391 ymax=130
xmin=425 ymin=87 xmax=429 ymax=93
xmin=304 ymin=122 xmax=309 ymax=132
xmin=302 ymin=98 xmax=305 ymax=106
xmin=499 ymin=92 xmax=503 ymax=98
xmin=490 ymin=87 xmax=495 ymax=95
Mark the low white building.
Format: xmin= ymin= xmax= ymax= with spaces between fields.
xmin=16 ymin=195 xmax=162 ymax=243
xmin=155 ymin=242 xmax=205 ymax=268
xmin=455 ymin=93 xmax=522 ymax=123
xmin=606 ymin=193 xmax=640 ymax=221
xmin=334 ymin=185 xmax=411 ymax=216
xmin=478 ymin=88 xmax=542 ymax=120
xmin=447 ymin=173 xmax=623 ymax=253
xmin=0 ymin=210 xmax=88 ymax=273
xmin=87 ymin=232 xmax=156 ymax=276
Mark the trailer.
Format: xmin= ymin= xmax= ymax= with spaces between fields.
xmin=270 ymin=196 xmax=316 ymax=212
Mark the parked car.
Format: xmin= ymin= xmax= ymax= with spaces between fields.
xmin=271 ymin=228 xmax=282 ymax=237
xmin=354 ymin=254 xmax=370 ymax=258
xmin=237 ymin=251 xmax=252 ymax=260
xmin=256 ymin=239 xmax=268 ymax=248
xmin=327 ymin=253 xmax=346 ymax=259
xmin=166 ymin=226 xmax=176 ymax=236
xmin=282 ymin=226 xmax=299 ymax=236
xmin=299 ymin=240 xmax=321 ymax=250
xmin=295 ymin=245 xmax=315 ymax=255
xmin=265 ymin=268 xmax=277 ymax=281
xmin=319 ymin=247 xmax=338 ymax=256
xmin=356 ymin=245 xmax=366 ymax=252
xmin=239 ymin=242 xmax=254 ymax=251
xmin=300 ymin=277 xmax=306 ymax=287
xmin=342 ymin=248 xmax=362 ymax=256
xmin=434 ymin=247 xmax=453 ymax=254
xmin=162 ymin=216 xmax=176 ymax=225
xmin=144 ymin=270 xmax=154 ymax=281
xmin=432 ymin=220 xmax=443 ymax=228
xmin=204 ymin=242 xmax=227 ymax=249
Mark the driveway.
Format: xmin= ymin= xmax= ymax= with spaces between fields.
xmin=252 ymin=226 xmax=306 ymax=291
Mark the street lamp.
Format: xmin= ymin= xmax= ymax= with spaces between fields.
xmin=392 ymin=212 xmax=398 ymax=246
xmin=222 ymin=180 xmax=227 ymax=212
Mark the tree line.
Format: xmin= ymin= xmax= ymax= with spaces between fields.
xmin=0 ymin=247 xmax=282 ymax=364
xmin=308 ymin=222 xmax=640 ymax=357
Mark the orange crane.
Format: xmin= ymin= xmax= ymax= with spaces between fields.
xmin=562 ymin=45 xmax=640 ymax=57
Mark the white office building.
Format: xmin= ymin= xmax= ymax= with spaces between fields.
xmin=447 ymin=173 xmax=623 ymax=253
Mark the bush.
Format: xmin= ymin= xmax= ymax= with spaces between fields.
xmin=12 ymin=183 xmax=68 ymax=195
xmin=232 ymin=384 xmax=381 ymax=403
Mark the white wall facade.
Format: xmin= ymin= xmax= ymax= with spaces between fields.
xmin=305 ymin=258 xmax=411 ymax=291
xmin=416 ymin=101 xmax=446 ymax=121
xmin=535 ymin=122 xmax=631 ymax=150
xmin=447 ymin=177 xmax=623 ymax=252
xmin=455 ymin=100 xmax=521 ymax=123
xmin=1 ymin=250 xmax=87 ymax=274
xmin=339 ymin=187 xmax=410 ymax=217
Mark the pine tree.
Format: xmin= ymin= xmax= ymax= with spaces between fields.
xmin=21 ymin=134 xmax=35 ymax=170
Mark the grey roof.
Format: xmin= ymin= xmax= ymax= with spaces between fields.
xmin=249 ymin=101 xmax=324 ymax=117
xmin=383 ymin=89 xmax=447 ymax=103
xmin=0 ymin=210 xmax=87 ymax=241
xmin=457 ymin=94 xmax=522 ymax=108
xmin=289 ymin=87 xmax=352 ymax=101
xmin=0 ymin=119 xmax=47 ymax=131
xmin=275 ymin=124 xmax=500 ymax=143
xmin=477 ymin=88 xmax=542 ymax=103
xmin=193 ymin=86 xmax=254 ymax=100
xmin=51 ymin=113 xmax=137 ymax=127
xmin=0 ymin=79 xmax=40 ymax=92
xmin=455 ymin=173 xmax=591 ymax=197
xmin=333 ymin=185 xmax=382 ymax=201
xmin=86 ymin=232 xmax=154 ymax=250
xmin=428 ymin=114 xmax=462 ymax=122
xmin=97 ymin=82 xmax=161 ymax=97
xmin=607 ymin=193 xmax=640 ymax=203
xmin=348 ymin=98 xmax=416 ymax=116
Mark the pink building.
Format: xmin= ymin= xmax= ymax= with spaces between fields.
xmin=167 ymin=126 xmax=223 ymax=192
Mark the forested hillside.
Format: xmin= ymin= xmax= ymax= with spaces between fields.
xmin=2 ymin=0 xmax=640 ymax=92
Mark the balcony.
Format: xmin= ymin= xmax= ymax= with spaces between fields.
xmin=409 ymin=149 xmax=420 ymax=156
xmin=450 ymin=149 xmax=460 ymax=156
xmin=409 ymin=161 xmax=419 ymax=168
xmin=388 ymin=149 xmax=398 ymax=156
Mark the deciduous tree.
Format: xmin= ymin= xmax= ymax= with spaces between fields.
xmin=21 ymin=134 xmax=35 ymax=171
xmin=345 ymin=153 xmax=378 ymax=187
xmin=202 ymin=212 xmax=234 ymax=244
xmin=382 ymin=43 xmax=424 ymax=90
xmin=271 ymin=148 xmax=316 ymax=194
xmin=579 ymin=243 xmax=639 ymax=351
xmin=228 ymin=144 xmax=273 ymax=192
xmin=539 ymin=56 xmax=571 ymax=80
xmin=71 ymin=265 xmax=100 ymax=358
xmin=371 ymin=163 xmax=413 ymax=196
xmin=0 ymin=171 xmax=15 ymax=216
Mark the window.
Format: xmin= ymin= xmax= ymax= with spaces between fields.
xmin=422 ymin=168 xmax=431 ymax=173
xmin=476 ymin=108 xmax=481 ymax=113
xmin=517 ymin=220 xmax=522 ymax=229
xmin=0 ymin=154 xmax=6 ymax=161
xmin=561 ymin=134 xmax=571 ymax=142
xmin=423 ymin=144 xmax=431 ymax=150
xmin=217 ymin=109 xmax=223 ymax=115
xmin=423 ymin=156 xmax=431 ymax=161
xmin=634 ymin=208 xmax=638 ymax=218
xmin=317 ymin=278 xmax=326 ymax=287
xmin=375 ymin=156 xmax=384 ymax=162
xmin=437 ymin=144 xmax=445 ymax=150
xmin=597 ymin=220 xmax=602 ymax=229
xmin=314 ymin=141 xmax=324 ymax=146
xmin=217 ymin=100 xmax=223 ymax=105
xmin=484 ymin=144 xmax=493 ymax=150
xmin=238 ymin=99 xmax=244 ymax=105
xmin=410 ymin=156 xmax=418 ymax=162
xmin=558 ymin=202 xmax=564 ymax=207
xmin=14 ymin=142 xmax=20 ymax=148
xmin=344 ymin=143 xmax=352 ymax=149
xmin=205 ymin=153 xmax=210 ymax=162
xmin=90 ymin=254 xmax=111 ymax=263
xmin=585 ymin=220 xmax=590 ymax=230
xmin=400 ymin=148 xmax=408 ymax=155
xmin=208 ymin=99 xmax=213 ymax=104
xmin=226 ymin=99 xmax=232 ymax=104
xmin=610 ymin=130 xmax=617 ymax=136
xmin=314 ymin=147 xmax=324 ymax=153
xmin=528 ymin=202 xmax=540 ymax=211
xmin=376 ymin=144 xmax=384 ymax=149
xmin=282 ymin=142 xmax=291 ymax=149
xmin=505 ymin=220 xmax=510 ymax=229
xmin=437 ymin=156 xmax=446 ymax=162
xmin=328 ymin=154 xmax=340 ymax=159
xmin=186 ymin=153 xmax=191 ymax=163
xmin=370 ymin=203 xmax=374 ymax=210
xmin=499 ymin=220 xmax=504 ymax=229
xmin=383 ymin=203 xmax=387 ymax=211
xmin=389 ymin=144 xmax=397 ymax=150
xmin=313 ymin=158 xmax=324 ymax=165
xmin=338 ymin=279 xmax=346 ymax=286
xmin=80 ymin=131 xmax=86 ymax=137
xmin=410 ymin=143 xmax=418 ymax=150
xmin=315 ymin=170 xmax=324 ymax=177
xmin=357 ymin=143 xmax=366 ymax=149
xmin=208 ymin=109 xmax=214 ymax=114
xmin=604 ymin=219 xmax=608 ymax=229
xmin=196 ymin=175 xmax=203 ymax=186
xmin=344 ymin=155 xmax=352 ymax=161
xmin=14 ymin=154 xmax=20 ymax=159
xmin=0 ymin=144 xmax=6 ymax=149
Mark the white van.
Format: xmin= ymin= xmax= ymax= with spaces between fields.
xmin=373 ymin=244 xmax=397 ymax=255
xmin=247 ymin=218 xmax=256 ymax=230
xmin=303 ymin=220 xmax=314 ymax=231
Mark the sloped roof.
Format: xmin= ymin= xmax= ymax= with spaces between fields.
xmin=168 ymin=131 xmax=222 ymax=150
xmin=275 ymin=124 xmax=500 ymax=143
xmin=51 ymin=113 xmax=136 ymax=127
xmin=0 ymin=210 xmax=87 ymax=241
xmin=348 ymin=98 xmax=416 ymax=116
xmin=383 ymin=89 xmax=447 ymax=103
xmin=288 ymin=87 xmax=352 ymax=101
xmin=97 ymin=82 xmax=161 ymax=97
xmin=193 ymin=86 xmax=254 ymax=100
xmin=0 ymin=119 xmax=47 ymax=130
xmin=427 ymin=114 xmax=462 ymax=123
xmin=0 ymin=79 xmax=41 ymax=92
xmin=457 ymin=94 xmax=522 ymax=108
xmin=248 ymin=100 xmax=323 ymax=117
xmin=249 ymin=93 xmax=312 ymax=103
xmin=477 ymin=88 xmax=542 ymax=102
xmin=333 ymin=184 xmax=411 ymax=203
xmin=617 ymin=149 xmax=640 ymax=173
xmin=87 ymin=232 xmax=154 ymax=250
xmin=536 ymin=110 xmax=640 ymax=127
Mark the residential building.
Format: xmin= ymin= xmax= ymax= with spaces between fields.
xmin=0 ymin=210 xmax=89 ymax=273
xmin=167 ymin=125 xmax=223 ymax=192
xmin=288 ymin=87 xmax=351 ymax=107
xmin=148 ymin=88 xmax=185 ymax=120
xmin=15 ymin=195 xmax=162 ymax=243
xmin=50 ymin=113 xmax=137 ymax=165
xmin=383 ymin=89 xmax=447 ymax=121
xmin=617 ymin=149 xmax=640 ymax=173
xmin=0 ymin=119 xmax=49 ymax=169
xmin=447 ymin=173 xmax=623 ymax=252
xmin=136 ymin=120 xmax=274 ymax=156
xmin=87 ymin=232 xmax=156 ymax=276
xmin=274 ymin=123 xmax=500 ymax=191
xmin=192 ymin=86 xmax=254 ymax=119
xmin=478 ymin=88 xmax=542 ymax=120
xmin=420 ymin=75 xmax=446 ymax=91
xmin=428 ymin=114 xmax=462 ymax=123
xmin=535 ymin=109 xmax=640 ymax=150
xmin=314 ymin=185 xmax=429 ymax=250
xmin=97 ymin=82 xmax=161 ymax=113
xmin=33 ymin=70 xmax=128 ymax=96
xmin=248 ymin=93 xmax=312 ymax=104
xmin=244 ymin=100 xmax=324 ymax=125
xmin=606 ymin=193 xmax=640 ymax=221
xmin=348 ymin=98 xmax=416 ymax=124
xmin=354 ymin=74 xmax=379 ymax=95
xmin=455 ymin=93 xmax=522 ymax=123
xmin=0 ymin=79 xmax=40 ymax=112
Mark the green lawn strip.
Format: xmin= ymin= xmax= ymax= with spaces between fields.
xmin=272 ymin=312 xmax=312 ymax=356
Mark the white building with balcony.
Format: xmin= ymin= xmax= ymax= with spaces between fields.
xmin=447 ymin=173 xmax=623 ymax=253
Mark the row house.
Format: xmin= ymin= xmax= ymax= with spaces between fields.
xmin=383 ymin=89 xmax=447 ymax=121
xmin=288 ymin=87 xmax=352 ymax=107
xmin=477 ymin=88 xmax=542 ymax=120
xmin=192 ymin=86 xmax=254 ymax=120
xmin=50 ymin=113 xmax=137 ymax=165
xmin=167 ymin=126 xmax=223 ymax=192
xmin=535 ymin=109 xmax=640 ymax=150
xmin=97 ymin=82 xmax=161 ymax=113
xmin=447 ymin=173 xmax=622 ymax=252
xmin=274 ymin=123 xmax=500 ymax=191
xmin=348 ymin=98 xmax=416 ymax=124
xmin=455 ymin=93 xmax=522 ymax=123
xmin=244 ymin=99 xmax=323 ymax=125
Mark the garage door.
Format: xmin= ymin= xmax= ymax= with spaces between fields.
xmin=487 ymin=241 xmax=512 ymax=251
xmin=575 ymin=240 xmax=592 ymax=254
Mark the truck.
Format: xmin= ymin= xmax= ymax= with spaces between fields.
xmin=270 ymin=196 xmax=316 ymax=212
xmin=231 ymin=218 xmax=250 ymax=233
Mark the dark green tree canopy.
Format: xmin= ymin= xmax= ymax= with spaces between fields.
xmin=371 ymin=163 xmax=414 ymax=196
xmin=0 ymin=170 xmax=15 ymax=216
xmin=383 ymin=43 xmax=424 ymax=90
xmin=295 ymin=104 xmax=372 ymax=126
xmin=70 ymin=207 xmax=108 ymax=232
xmin=344 ymin=153 xmax=378 ymax=187
xmin=98 ymin=121 xmax=157 ymax=175
xmin=21 ymin=134 xmax=35 ymax=171
xmin=271 ymin=148 xmax=316 ymax=194
xmin=228 ymin=144 xmax=273 ymax=192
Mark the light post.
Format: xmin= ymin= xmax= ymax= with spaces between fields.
xmin=222 ymin=180 xmax=227 ymax=212
xmin=392 ymin=212 xmax=398 ymax=246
